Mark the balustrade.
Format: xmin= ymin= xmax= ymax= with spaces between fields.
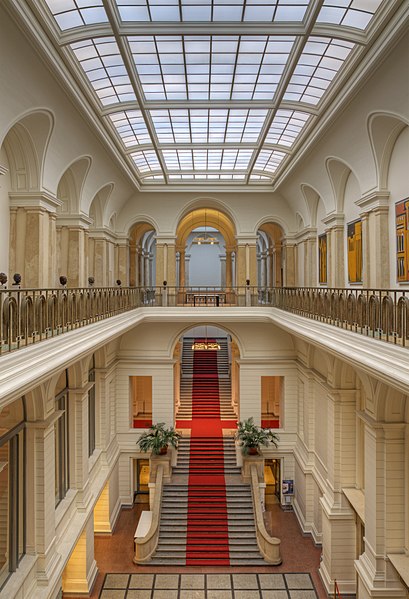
xmin=1 ymin=285 xmax=407 ymax=354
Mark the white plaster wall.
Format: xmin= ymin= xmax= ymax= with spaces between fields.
xmin=388 ymin=127 xmax=409 ymax=287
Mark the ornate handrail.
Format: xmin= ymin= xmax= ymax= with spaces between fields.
xmin=250 ymin=464 xmax=281 ymax=565
xmin=133 ymin=463 xmax=164 ymax=564
xmin=0 ymin=285 xmax=408 ymax=354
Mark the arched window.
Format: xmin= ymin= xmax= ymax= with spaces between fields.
xmin=0 ymin=397 xmax=26 ymax=589
xmin=88 ymin=356 xmax=96 ymax=457
xmin=55 ymin=371 xmax=69 ymax=506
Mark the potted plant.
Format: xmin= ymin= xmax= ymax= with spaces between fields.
xmin=236 ymin=417 xmax=279 ymax=455
xmin=137 ymin=422 xmax=181 ymax=455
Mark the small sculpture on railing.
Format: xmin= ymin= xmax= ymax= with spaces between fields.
xmin=163 ymin=280 xmax=167 ymax=287
xmin=59 ymin=275 xmax=67 ymax=287
xmin=88 ymin=276 xmax=95 ymax=287
xmin=13 ymin=273 xmax=21 ymax=287
xmin=116 ymin=279 xmax=122 ymax=286
xmin=0 ymin=273 xmax=7 ymax=288
xmin=246 ymin=279 xmax=250 ymax=286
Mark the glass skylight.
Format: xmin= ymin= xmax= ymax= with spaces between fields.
xmin=117 ymin=0 xmax=309 ymax=23
xmin=254 ymin=149 xmax=286 ymax=173
xmin=162 ymin=149 xmax=253 ymax=171
xmin=70 ymin=38 xmax=136 ymax=106
xmin=39 ymin=0 xmax=389 ymax=186
xmin=109 ymin=111 xmax=152 ymax=146
xmin=284 ymin=37 xmax=354 ymax=105
xmin=131 ymin=149 xmax=162 ymax=173
xmin=265 ymin=110 xmax=311 ymax=147
xmin=169 ymin=174 xmax=246 ymax=180
xmin=129 ymin=35 xmax=296 ymax=100
xmin=149 ymin=109 xmax=268 ymax=144
xmin=317 ymin=0 xmax=383 ymax=30
xmin=45 ymin=0 xmax=108 ymax=30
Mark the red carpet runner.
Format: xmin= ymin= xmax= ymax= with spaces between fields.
xmin=177 ymin=339 xmax=236 ymax=566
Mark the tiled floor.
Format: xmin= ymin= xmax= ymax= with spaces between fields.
xmin=99 ymin=572 xmax=318 ymax=599
xmin=65 ymin=502 xmax=327 ymax=599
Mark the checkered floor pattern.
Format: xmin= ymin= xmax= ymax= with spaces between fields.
xmin=99 ymin=572 xmax=318 ymax=599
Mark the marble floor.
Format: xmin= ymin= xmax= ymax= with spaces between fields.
xmin=99 ymin=572 xmax=319 ymax=599
xmin=65 ymin=501 xmax=327 ymax=599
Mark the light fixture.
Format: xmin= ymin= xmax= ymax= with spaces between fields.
xmin=192 ymin=209 xmax=219 ymax=245
xmin=192 ymin=324 xmax=221 ymax=351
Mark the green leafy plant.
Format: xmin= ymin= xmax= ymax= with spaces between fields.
xmin=137 ymin=422 xmax=181 ymax=455
xmin=235 ymin=417 xmax=279 ymax=455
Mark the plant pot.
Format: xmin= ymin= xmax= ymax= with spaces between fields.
xmin=247 ymin=447 xmax=259 ymax=455
xmin=159 ymin=446 xmax=168 ymax=455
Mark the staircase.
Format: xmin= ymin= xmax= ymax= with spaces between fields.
xmin=149 ymin=337 xmax=266 ymax=566
xmin=177 ymin=337 xmax=236 ymax=421
xmin=151 ymin=437 xmax=266 ymax=566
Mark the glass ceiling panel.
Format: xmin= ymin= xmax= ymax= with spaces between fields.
xmin=265 ymin=109 xmax=311 ymax=147
xmin=162 ymin=149 xmax=253 ymax=170
xmin=131 ymin=149 xmax=162 ymax=173
xmin=317 ymin=0 xmax=383 ymax=30
xmin=254 ymin=149 xmax=286 ymax=173
xmin=109 ymin=110 xmax=152 ymax=146
xmin=149 ymin=109 xmax=268 ymax=144
xmin=283 ymin=36 xmax=354 ymax=105
xmin=129 ymin=35 xmax=296 ymax=100
xmin=70 ymin=38 xmax=136 ymax=106
xmin=169 ymin=174 xmax=246 ymax=180
xmin=45 ymin=0 xmax=108 ymax=30
xmin=117 ymin=0 xmax=309 ymax=23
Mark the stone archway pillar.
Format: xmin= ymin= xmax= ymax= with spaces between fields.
xmin=235 ymin=237 xmax=257 ymax=287
xmin=282 ymin=238 xmax=296 ymax=287
xmin=56 ymin=214 xmax=92 ymax=288
xmin=355 ymin=420 xmax=406 ymax=599
xmin=356 ymin=192 xmax=390 ymax=288
xmin=323 ymin=214 xmax=345 ymax=288
xmin=155 ymin=237 xmax=177 ymax=292
xmin=115 ymin=235 xmax=129 ymax=286
xmin=9 ymin=192 xmax=61 ymax=288
xmin=319 ymin=389 xmax=358 ymax=596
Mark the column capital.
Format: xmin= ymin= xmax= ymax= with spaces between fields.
xmin=323 ymin=212 xmax=345 ymax=228
xmin=9 ymin=191 xmax=62 ymax=213
xmin=56 ymin=213 xmax=93 ymax=229
xmin=235 ymin=235 xmax=258 ymax=245
xmin=355 ymin=190 xmax=390 ymax=213
xmin=88 ymin=227 xmax=117 ymax=243
xmin=155 ymin=235 xmax=177 ymax=245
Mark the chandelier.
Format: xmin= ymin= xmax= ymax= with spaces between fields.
xmin=192 ymin=209 xmax=219 ymax=245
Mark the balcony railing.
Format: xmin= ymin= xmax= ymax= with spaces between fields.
xmin=0 ymin=285 xmax=408 ymax=355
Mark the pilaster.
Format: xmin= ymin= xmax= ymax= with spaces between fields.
xmin=323 ymin=213 xmax=345 ymax=288
xmin=356 ymin=192 xmax=390 ymax=288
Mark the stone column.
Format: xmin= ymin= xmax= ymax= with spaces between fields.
xmin=88 ymin=232 xmax=112 ymax=287
xmin=178 ymin=249 xmax=186 ymax=288
xmin=273 ymin=243 xmax=283 ymax=287
xmin=235 ymin=238 xmax=257 ymax=287
xmin=355 ymin=420 xmax=406 ymax=599
xmin=283 ymin=239 xmax=296 ymax=287
xmin=116 ymin=236 xmax=129 ymax=286
xmin=129 ymin=243 xmax=137 ymax=286
xmin=56 ymin=214 xmax=92 ymax=287
xmin=306 ymin=233 xmax=318 ymax=286
xmin=185 ymin=254 xmax=191 ymax=286
xmin=25 ymin=415 xmax=60 ymax=583
xmin=319 ymin=389 xmax=358 ymax=596
xmin=356 ymin=192 xmax=390 ymax=288
xmin=70 ymin=386 xmax=92 ymax=509
xmin=9 ymin=192 xmax=62 ymax=287
xmin=225 ymin=247 xmax=234 ymax=288
xmin=323 ymin=214 xmax=345 ymax=288
xmin=155 ymin=243 xmax=164 ymax=287
xmin=220 ymin=255 xmax=226 ymax=288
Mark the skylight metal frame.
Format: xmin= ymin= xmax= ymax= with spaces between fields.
xmin=30 ymin=0 xmax=394 ymax=188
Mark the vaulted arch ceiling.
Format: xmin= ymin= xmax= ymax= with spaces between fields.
xmin=17 ymin=0 xmax=403 ymax=190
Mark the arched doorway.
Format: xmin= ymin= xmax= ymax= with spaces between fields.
xmin=256 ymin=222 xmax=284 ymax=289
xmin=129 ymin=222 xmax=157 ymax=288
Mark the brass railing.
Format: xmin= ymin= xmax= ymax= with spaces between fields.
xmin=0 ymin=285 xmax=408 ymax=354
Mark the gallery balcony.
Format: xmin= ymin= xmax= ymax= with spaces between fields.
xmin=1 ymin=284 xmax=408 ymax=356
